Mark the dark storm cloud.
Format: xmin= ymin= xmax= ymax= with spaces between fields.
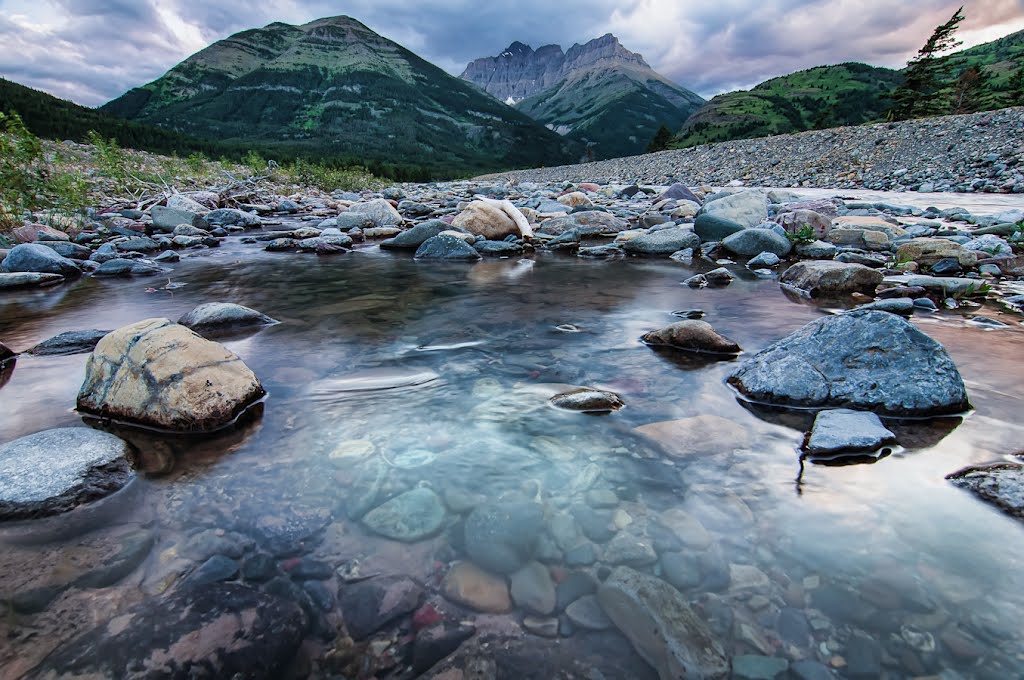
xmin=0 ymin=0 xmax=1021 ymax=106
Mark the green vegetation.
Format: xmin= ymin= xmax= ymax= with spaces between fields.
xmin=0 ymin=112 xmax=88 ymax=232
xmin=890 ymin=7 xmax=966 ymax=120
xmin=673 ymin=63 xmax=901 ymax=148
xmin=784 ymin=226 xmax=817 ymax=245
xmin=646 ymin=125 xmax=674 ymax=153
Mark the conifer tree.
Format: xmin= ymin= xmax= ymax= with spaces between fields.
xmin=646 ymin=125 xmax=674 ymax=153
xmin=890 ymin=7 xmax=965 ymax=120
xmin=1007 ymin=67 xmax=1024 ymax=107
xmin=952 ymin=65 xmax=987 ymax=113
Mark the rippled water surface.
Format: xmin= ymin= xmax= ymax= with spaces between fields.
xmin=2 ymin=234 xmax=1024 ymax=677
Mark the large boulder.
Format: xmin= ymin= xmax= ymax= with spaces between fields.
xmin=464 ymin=502 xmax=545 ymax=574
xmin=948 ymin=462 xmax=1024 ymax=521
xmin=597 ymin=567 xmax=729 ymax=680
xmin=728 ymin=310 xmax=970 ymax=416
xmin=178 ymin=303 xmax=278 ymax=337
xmin=779 ymin=261 xmax=883 ymax=298
xmin=205 ymin=208 xmax=261 ymax=228
xmin=623 ymin=227 xmax=700 ymax=256
xmin=655 ymin=183 xmax=702 ymax=204
xmin=776 ymin=210 xmax=831 ymax=240
xmin=151 ymin=205 xmax=208 ymax=233
xmin=414 ymin=234 xmax=482 ymax=261
xmin=0 ymin=428 xmax=133 ymax=520
xmin=1 ymin=243 xmax=80 ymax=277
xmin=345 ymin=199 xmax=404 ymax=228
xmin=896 ymin=238 xmax=978 ymax=268
xmin=722 ymin=228 xmax=792 ymax=257
xmin=28 ymin=330 xmax=110 ymax=356
xmin=452 ymin=201 xmax=520 ymax=240
xmin=12 ymin=224 xmax=69 ymax=244
xmin=166 ymin=194 xmax=210 ymax=214
xmin=31 ymin=584 xmax=304 ymax=679
xmin=537 ymin=211 xmax=628 ymax=236
xmin=77 ymin=319 xmax=265 ymax=432
xmin=694 ymin=214 xmax=746 ymax=242
xmin=380 ymin=220 xmax=449 ymax=250
xmin=698 ymin=190 xmax=768 ymax=228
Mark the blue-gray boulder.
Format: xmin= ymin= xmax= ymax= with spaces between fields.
xmin=1 ymin=243 xmax=80 ymax=276
xmin=623 ymin=227 xmax=700 ymax=256
xmin=728 ymin=310 xmax=970 ymax=416
xmin=414 ymin=235 xmax=481 ymax=261
xmin=464 ymin=502 xmax=545 ymax=574
xmin=205 ymin=209 xmax=262 ymax=228
xmin=722 ymin=228 xmax=792 ymax=257
xmin=380 ymin=220 xmax=449 ymax=250
xmin=694 ymin=214 xmax=746 ymax=243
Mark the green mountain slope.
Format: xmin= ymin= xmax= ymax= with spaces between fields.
xmin=0 ymin=77 xmax=215 ymax=156
xmin=102 ymin=16 xmax=576 ymax=175
xmin=518 ymin=65 xmax=703 ymax=159
xmin=674 ymin=63 xmax=901 ymax=148
xmin=674 ymin=29 xmax=1024 ymax=149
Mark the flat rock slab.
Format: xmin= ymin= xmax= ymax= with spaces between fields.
xmin=948 ymin=463 xmax=1024 ymax=520
xmin=30 ymin=583 xmax=304 ymax=679
xmin=27 ymin=330 xmax=110 ymax=356
xmin=597 ymin=566 xmax=729 ymax=680
xmin=805 ymin=409 xmax=897 ymax=456
xmin=0 ymin=272 xmax=65 ymax=289
xmin=728 ymin=310 xmax=970 ymax=417
xmin=0 ymin=428 xmax=133 ymax=520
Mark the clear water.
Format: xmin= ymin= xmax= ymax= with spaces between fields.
xmin=1 ymin=234 xmax=1023 ymax=677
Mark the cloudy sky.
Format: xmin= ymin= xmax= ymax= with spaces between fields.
xmin=1 ymin=0 xmax=1023 ymax=107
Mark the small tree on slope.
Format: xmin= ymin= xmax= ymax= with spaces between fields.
xmin=890 ymin=6 xmax=965 ymax=120
xmin=646 ymin=125 xmax=674 ymax=153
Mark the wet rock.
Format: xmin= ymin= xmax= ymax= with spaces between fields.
xmin=556 ymin=572 xmax=598 ymax=610
xmin=117 ymin=236 xmax=159 ymax=253
xmin=442 ymin=561 xmax=512 ymax=613
xmin=780 ymin=261 xmax=883 ymax=298
xmin=41 ymin=241 xmax=92 ymax=259
xmin=565 ymin=542 xmax=599 ymax=566
xmin=345 ymin=199 xmax=403 ymax=228
xmin=474 ymin=239 xmax=524 ymax=255
xmin=184 ymin=555 xmax=240 ymax=586
xmin=642 ymin=320 xmax=741 ymax=355
xmin=857 ymin=298 xmax=914 ymax=317
xmin=154 ymin=250 xmax=180 ymax=263
xmin=789 ymin=659 xmax=834 ymax=680
xmin=623 ymin=227 xmax=700 ymax=256
xmin=0 ymin=272 xmax=65 ymax=289
xmin=339 ymin=575 xmax=424 ymax=640
xmin=183 ymin=529 xmax=252 ymax=562
xmin=776 ymin=607 xmax=811 ymax=645
xmin=242 ymin=554 xmax=279 ymax=583
xmin=795 ymin=240 xmax=838 ymax=259
xmin=0 ymin=428 xmax=133 ymax=520
xmin=805 ymin=409 xmax=897 ymax=456
xmin=549 ymin=387 xmax=624 ymax=413
xmin=947 ymin=463 xmax=1024 ymax=520
xmin=694 ymin=214 xmax=746 ymax=242
xmin=728 ymin=310 xmax=970 ymax=416
xmin=203 ymin=208 xmax=260 ymax=229
xmin=509 ymin=562 xmax=556 ymax=615
xmin=151 ymin=205 xmax=209 ymax=232
xmin=1 ymin=243 xmax=80 ymax=277
xmin=597 ymin=566 xmax=729 ymax=680
xmin=77 ymin=318 xmax=265 ymax=432
xmin=732 ymin=655 xmax=789 ymax=680
xmin=415 ymin=234 xmax=483 ymax=261
xmin=413 ymin=623 xmax=477 ymax=673
xmin=699 ymin=190 xmax=769 ymax=228
xmin=12 ymin=223 xmax=69 ymax=243
xmin=362 ymin=487 xmax=446 ymax=542
xmin=723 ymin=228 xmax=792 ymax=257
xmin=565 ymin=594 xmax=613 ymax=630
xmin=747 ymin=252 xmax=781 ymax=268
xmin=380 ymin=219 xmax=449 ymax=250
xmin=635 ymin=415 xmax=750 ymax=458
xmin=523 ymin=615 xmax=559 ymax=637
xmin=27 ymin=329 xmax=110 ymax=356
xmin=705 ymin=267 xmax=735 ymax=285
xmin=178 ymin=302 xmax=278 ymax=337
xmin=571 ymin=505 xmax=617 ymax=543
xmin=659 ymin=552 xmax=702 ymax=591
xmin=777 ymin=209 xmax=832 ymax=240
xmin=451 ymin=201 xmax=521 ymax=240
xmin=896 ymin=238 xmax=977 ymax=268
xmin=31 ymin=583 xmax=304 ymax=679
xmin=538 ymin=210 xmax=628 ymax=236
xmin=93 ymin=258 xmax=166 ymax=277
xmin=655 ymin=183 xmax=702 ymax=204
xmin=845 ymin=634 xmax=883 ymax=679
xmin=604 ymin=533 xmax=658 ymax=567
xmin=464 ymin=501 xmax=544 ymax=574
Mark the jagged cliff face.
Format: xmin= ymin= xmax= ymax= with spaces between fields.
xmin=101 ymin=16 xmax=577 ymax=174
xmin=461 ymin=34 xmax=705 ymax=159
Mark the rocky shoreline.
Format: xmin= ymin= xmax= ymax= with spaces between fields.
xmin=2 ymin=174 xmax=1024 ymax=679
xmin=478 ymin=107 xmax=1024 ymax=194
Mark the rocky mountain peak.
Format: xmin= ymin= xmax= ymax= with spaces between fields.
xmin=564 ymin=34 xmax=649 ymax=71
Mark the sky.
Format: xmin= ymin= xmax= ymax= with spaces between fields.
xmin=1 ymin=0 xmax=1022 ymax=107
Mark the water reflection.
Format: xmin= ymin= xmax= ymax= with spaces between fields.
xmin=1 ymin=237 xmax=1023 ymax=677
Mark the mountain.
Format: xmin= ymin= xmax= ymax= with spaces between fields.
xmin=673 ymin=29 xmax=1024 ymax=149
xmin=674 ymin=63 xmax=901 ymax=148
xmin=0 ymin=77 xmax=217 ymax=156
xmin=101 ymin=16 xmax=576 ymax=175
xmin=461 ymin=34 xmax=704 ymax=159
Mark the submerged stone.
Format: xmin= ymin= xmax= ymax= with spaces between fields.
xmin=464 ymin=501 xmax=544 ymax=574
xmin=549 ymin=388 xmax=624 ymax=413
xmin=0 ymin=427 xmax=133 ymax=520
xmin=642 ymin=320 xmax=741 ymax=355
xmin=362 ymin=487 xmax=446 ymax=542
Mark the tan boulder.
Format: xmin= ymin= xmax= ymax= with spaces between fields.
xmin=827 ymin=216 xmax=907 ymax=251
xmin=896 ymin=238 xmax=979 ymax=267
xmin=77 ymin=319 xmax=264 ymax=432
xmin=641 ymin=321 xmax=741 ymax=355
xmin=451 ymin=201 xmax=522 ymax=240
xmin=13 ymin=224 xmax=69 ymax=244
xmin=442 ymin=561 xmax=511 ymax=613
xmin=558 ymin=192 xmax=593 ymax=208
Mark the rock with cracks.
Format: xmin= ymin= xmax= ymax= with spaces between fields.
xmin=77 ymin=318 xmax=265 ymax=432
xmin=728 ymin=310 xmax=969 ymax=416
